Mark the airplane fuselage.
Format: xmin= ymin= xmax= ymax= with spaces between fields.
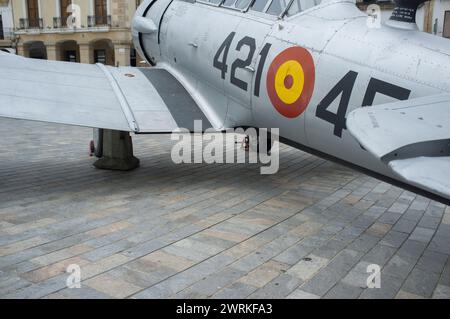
xmin=134 ymin=0 xmax=450 ymax=197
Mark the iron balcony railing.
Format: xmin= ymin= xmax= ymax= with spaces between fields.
xmin=53 ymin=17 xmax=62 ymax=28
xmin=54 ymin=16 xmax=80 ymax=28
xmin=87 ymin=15 xmax=112 ymax=27
xmin=19 ymin=18 xmax=43 ymax=30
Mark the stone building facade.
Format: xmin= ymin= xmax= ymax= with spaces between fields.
xmin=0 ymin=0 xmax=14 ymax=52
xmin=11 ymin=0 xmax=146 ymax=66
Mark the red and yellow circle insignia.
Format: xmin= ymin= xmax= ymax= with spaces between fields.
xmin=267 ymin=47 xmax=315 ymax=119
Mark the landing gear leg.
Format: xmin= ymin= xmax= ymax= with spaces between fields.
xmin=248 ymin=129 xmax=274 ymax=155
xmin=93 ymin=130 xmax=140 ymax=171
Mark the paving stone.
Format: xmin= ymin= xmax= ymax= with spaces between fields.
xmin=403 ymin=209 xmax=425 ymax=222
xmin=212 ymin=282 xmax=257 ymax=299
xmin=383 ymin=255 xmax=416 ymax=280
xmin=21 ymin=257 xmax=90 ymax=283
xmin=380 ymin=231 xmax=408 ymax=248
xmin=418 ymin=216 xmax=441 ymax=230
xmin=140 ymin=250 xmax=196 ymax=272
xmin=359 ymin=274 xmax=403 ymax=299
xmin=327 ymin=249 xmax=364 ymax=274
xmin=287 ymin=255 xmax=329 ymax=281
xmin=424 ymin=205 xmax=445 ymax=218
xmin=396 ymin=290 xmax=425 ymax=299
xmin=362 ymin=244 xmax=397 ymax=267
xmin=366 ymin=223 xmax=392 ymax=238
xmin=238 ymin=260 xmax=289 ymax=288
xmin=52 ymin=286 xmax=113 ymax=299
xmin=379 ymin=212 xmax=402 ymax=225
xmin=428 ymin=236 xmax=450 ymax=255
xmin=397 ymin=240 xmax=428 ymax=261
xmin=248 ymin=273 xmax=302 ymax=299
xmin=393 ymin=218 xmax=417 ymax=234
xmin=299 ymin=268 xmax=344 ymax=297
xmin=388 ymin=203 xmax=410 ymax=214
xmin=435 ymin=224 xmax=450 ymax=239
xmin=440 ymin=259 xmax=450 ymax=286
xmin=323 ymin=282 xmax=363 ymax=299
xmin=341 ymin=261 xmax=373 ymax=289
xmin=181 ymin=267 xmax=247 ymax=297
xmin=286 ymin=289 xmax=320 ymax=299
xmin=432 ymin=285 xmax=450 ymax=299
xmin=273 ymin=245 xmax=313 ymax=265
xmin=85 ymin=273 xmax=142 ymax=298
xmin=312 ymin=239 xmax=347 ymax=260
xmin=416 ymin=250 xmax=448 ymax=274
xmin=347 ymin=235 xmax=380 ymax=253
xmin=401 ymin=268 xmax=440 ymax=298
xmin=409 ymin=227 xmax=435 ymax=243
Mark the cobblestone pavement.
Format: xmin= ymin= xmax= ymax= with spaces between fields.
xmin=0 ymin=118 xmax=449 ymax=299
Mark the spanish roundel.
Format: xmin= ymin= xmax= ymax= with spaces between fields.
xmin=266 ymin=46 xmax=315 ymax=119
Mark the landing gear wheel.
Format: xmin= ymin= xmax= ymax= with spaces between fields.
xmin=248 ymin=129 xmax=275 ymax=155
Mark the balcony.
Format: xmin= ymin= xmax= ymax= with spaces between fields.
xmin=53 ymin=17 xmax=63 ymax=28
xmin=18 ymin=18 xmax=43 ymax=30
xmin=87 ymin=15 xmax=112 ymax=28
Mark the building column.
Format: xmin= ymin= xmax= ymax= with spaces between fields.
xmin=423 ymin=0 xmax=435 ymax=33
xmin=113 ymin=43 xmax=131 ymax=67
xmin=79 ymin=43 xmax=92 ymax=64
xmin=17 ymin=44 xmax=27 ymax=57
xmin=46 ymin=43 xmax=57 ymax=61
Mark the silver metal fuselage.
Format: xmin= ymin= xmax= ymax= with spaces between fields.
xmin=134 ymin=0 xmax=450 ymax=182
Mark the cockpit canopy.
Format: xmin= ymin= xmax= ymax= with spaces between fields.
xmin=197 ymin=0 xmax=322 ymax=17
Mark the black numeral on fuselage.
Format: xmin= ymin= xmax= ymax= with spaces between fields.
xmin=214 ymin=32 xmax=271 ymax=95
xmin=230 ymin=36 xmax=256 ymax=91
xmin=317 ymin=71 xmax=411 ymax=138
xmin=316 ymin=71 xmax=358 ymax=138
xmin=214 ymin=32 xmax=236 ymax=80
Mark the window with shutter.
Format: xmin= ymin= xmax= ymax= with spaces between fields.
xmin=95 ymin=0 xmax=108 ymax=25
xmin=27 ymin=0 xmax=40 ymax=28
xmin=60 ymin=0 xmax=72 ymax=27
xmin=444 ymin=11 xmax=450 ymax=38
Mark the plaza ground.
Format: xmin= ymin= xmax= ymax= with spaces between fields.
xmin=0 ymin=118 xmax=449 ymax=299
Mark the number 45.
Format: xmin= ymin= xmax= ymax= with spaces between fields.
xmin=316 ymin=71 xmax=411 ymax=138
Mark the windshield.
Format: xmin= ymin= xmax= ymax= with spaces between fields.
xmin=286 ymin=0 xmax=322 ymax=17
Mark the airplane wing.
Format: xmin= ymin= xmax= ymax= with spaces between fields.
xmin=347 ymin=94 xmax=450 ymax=200
xmin=0 ymin=51 xmax=213 ymax=133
